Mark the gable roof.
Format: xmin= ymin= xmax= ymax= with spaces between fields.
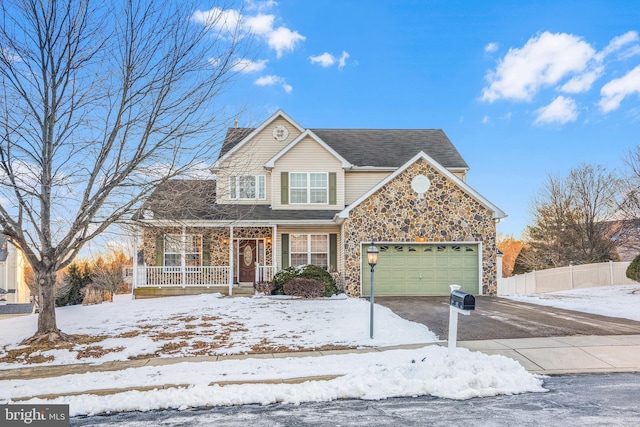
xmin=212 ymin=110 xmax=305 ymax=170
xmin=264 ymin=130 xmax=352 ymax=169
xmin=337 ymin=151 xmax=506 ymax=220
xmin=217 ymin=111 xmax=469 ymax=170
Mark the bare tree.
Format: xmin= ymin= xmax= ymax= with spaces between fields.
xmin=524 ymin=164 xmax=622 ymax=271
xmin=0 ymin=0 xmax=247 ymax=343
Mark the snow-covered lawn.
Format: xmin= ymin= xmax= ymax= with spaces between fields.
xmin=0 ymin=293 xmax=546 ymax=416
xmin=504 ymin=284 xmax=640 ymax=322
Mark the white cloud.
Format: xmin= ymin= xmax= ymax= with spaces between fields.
xmin=309 ymin=51 xmax=350 ymax=69
xmin=481 ymin=32 xmax=595 ymax=102
xmin=233 ymin=58 xmax=268 ymax=73
xmin=596 ymin=30 xmax=639 ymax=61
xmin=533 ymin=96 xmax=578 ymax=125
xmin=560 ymin=66 xmax=603 ymax=93
xmin=245 ymin=0 xmax=278 ymax=13
xmin=338 ymin=51 xmax=350 ymax=69
xmin=599 ymin=65 xmax=640 ymax=113
xmin=192 ymin=8 xmax=242 ymax=33
xmin=310 ymin=52 xmax=335 ymax=67
xmin=267 ymin=26 xmax=306 ymax=57
xmin=481 ymin=115 xmax=490 ymax=124
xmin=619 ymin=44 xmax=640 ymax=60
xmin=484 ymin=42 xmax=499 ymax=53
xmin=194 ymin=7 xmax=305 ymax=58
xmin=254 ymin=74 xmax=292 ymax=93
xmin=244 ymin=14 xmax=275 ymax=36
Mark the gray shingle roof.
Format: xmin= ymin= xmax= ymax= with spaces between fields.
xmin=220 ymin=127 xmax=468 ymax=169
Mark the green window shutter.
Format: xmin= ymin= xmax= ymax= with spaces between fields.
xmin=329 ymin=234 xmax=337 ymax=272
xmin=202 ymin=235 xmax=210 ymax=266
xmin=329 ymin=172 xmax=337 ymax=205
xmin=155 ymin=235 xmax=164 ymax=266
xmin=281 ymin=172 xmax=289 ymax=205
xmin=281 ymin=233 xmax=289 ymax=269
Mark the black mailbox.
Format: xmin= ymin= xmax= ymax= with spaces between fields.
xmin=450 ymin=290 xmax=475 ymax=310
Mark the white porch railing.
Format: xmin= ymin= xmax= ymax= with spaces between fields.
xmin=132 ymin=265 xmax=277 ymax=287
xmin=256 ymin=264 xmax=275 ymax=283
xmin=135 ymin=266 xmax=230 ymax=287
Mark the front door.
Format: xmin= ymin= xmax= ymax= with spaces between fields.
xmin=239 ymin=240 xmax=256 ymax=283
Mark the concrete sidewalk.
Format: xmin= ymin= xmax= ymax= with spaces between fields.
xmin=457 ymin=334 xmax=640 ymax=375
xmin=2 ymin=335 xmax=640 ymax=401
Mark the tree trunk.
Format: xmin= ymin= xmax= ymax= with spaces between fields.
xmin=21 ymin=269 xmax=68 ymax=345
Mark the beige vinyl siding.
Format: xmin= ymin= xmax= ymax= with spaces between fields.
xmin=272 ymin=136 xmax=345 ymax=209
xmin=217 ymin=117 xmax=300 ymax=204
xmin=344 ymin=171 xmax=392 ymax=205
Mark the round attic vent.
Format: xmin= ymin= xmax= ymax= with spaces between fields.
xmin=411 ymin=174 xmax=431 ymax=199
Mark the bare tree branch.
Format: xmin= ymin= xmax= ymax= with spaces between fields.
xmin=0 ymin=0 xmax=248 ymax=342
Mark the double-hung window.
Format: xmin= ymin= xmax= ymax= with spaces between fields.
xmin=290 ymin=234 xmax=328 ymax=269
xmin=229 ymin=175 xmax=266 ymax=200
xmin=290 ymin=172 xmax=328 ymax=204
xmin=164 ymin=234 xmax=202 ymax=269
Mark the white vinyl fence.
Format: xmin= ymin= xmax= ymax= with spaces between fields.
xmin=498 ymin=261 xmax=638 ymax=295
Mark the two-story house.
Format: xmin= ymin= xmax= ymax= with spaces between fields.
xmin=133 ymin=110 xmax=506 ymax=298
xmin=0 ymin=235 xmax=29 ymax=303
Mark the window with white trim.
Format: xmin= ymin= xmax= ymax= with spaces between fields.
xmin=290 ymin=172 xmax=327 ymax=204
xmin=290 ymin=234 xmax=328 ymax=269
xmin=164 ymin=234 xmax=202 ymax=267
xmin=229 ymin=175 xmax=266 ymax=200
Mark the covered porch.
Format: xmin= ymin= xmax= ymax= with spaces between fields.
xmin=132 ymin=224 xmax=277 ymax=297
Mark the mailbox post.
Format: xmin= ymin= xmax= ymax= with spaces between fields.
xmin=448 ymin=285 xmax=475 ymax=355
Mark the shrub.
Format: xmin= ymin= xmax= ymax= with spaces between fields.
xmin=272 ymin=265 xmax=339 ymax=297
xmin=283 ymin=278 xmax=324 ymax=298
xmin=627 ymin=254 xmax=640 ymax=282
xmin=272 ymin=266 xmax=300 ymax=295
xmin=55 ymin=262 xmax=92 ymax=307
xmin=298 ymin=265 xmax=338 ymax=297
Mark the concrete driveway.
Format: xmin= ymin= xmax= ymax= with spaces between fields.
xmin=376 ymin=296 xmax=640 ymax=340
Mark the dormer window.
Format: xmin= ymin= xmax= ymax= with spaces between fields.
xmin=290 ymin=172 xmax=328 ymax=204
xmin=229 ymin=175 xmax=266 ymax=200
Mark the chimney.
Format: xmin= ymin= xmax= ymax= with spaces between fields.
xmin=234 ymin=118 xmax=239 ymax=128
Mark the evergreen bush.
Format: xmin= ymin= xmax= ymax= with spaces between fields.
xmin=271 ymin=265 xmax=339 ymax=297
xmin=627 ymin=254 xmax=640 ymax=282
xmin=55 ymin=262 xmax=92 ymax=306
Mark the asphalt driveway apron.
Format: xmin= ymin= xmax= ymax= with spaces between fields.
xmin=376 ymin=296 xmax=640 ymax=340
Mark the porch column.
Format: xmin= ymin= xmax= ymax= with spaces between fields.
xmin=229 ymin=226 xmax=234 ymax=295
xmin=181 ymin=225 xmax=187 ymax=287
xmin=272 ymin=225 xmax=277 ymax=274
xmin=132 ymin=230 xmax=138 ymax=291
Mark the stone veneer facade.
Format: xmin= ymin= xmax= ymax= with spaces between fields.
xmin=142 ymin=226 xmax=273 ymax=269
xmin=341 ymin=158 xmax=498 ymax=297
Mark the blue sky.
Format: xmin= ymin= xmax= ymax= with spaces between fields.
xmin=199 ymin=0 xmax=640 ymax=238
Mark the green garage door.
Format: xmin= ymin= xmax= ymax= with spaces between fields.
xmin=362 ymin=243 xmax=479 ymax=296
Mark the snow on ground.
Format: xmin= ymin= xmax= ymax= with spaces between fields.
xmin=0 ymin=293 xmax=437 ymax=369
xmin=504 ymin=284 xmax=640 ymax=321
xmin=0 ymin=293 xmax=546 ymax=416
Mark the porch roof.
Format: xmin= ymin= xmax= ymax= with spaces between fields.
xmin=136 ymin=181 xmax=340 ymax=224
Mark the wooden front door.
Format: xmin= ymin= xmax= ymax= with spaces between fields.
xmin=239 ymin=240 xmax=256 ymax=283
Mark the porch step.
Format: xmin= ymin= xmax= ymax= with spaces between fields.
xmin=231 ymin=287 xmax=256 ymax=296
xmin=133 ymin=286 xmax=255 ymax=299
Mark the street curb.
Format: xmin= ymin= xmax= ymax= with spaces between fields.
xmin=11 ymin=375 xmax=344 ymax=402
